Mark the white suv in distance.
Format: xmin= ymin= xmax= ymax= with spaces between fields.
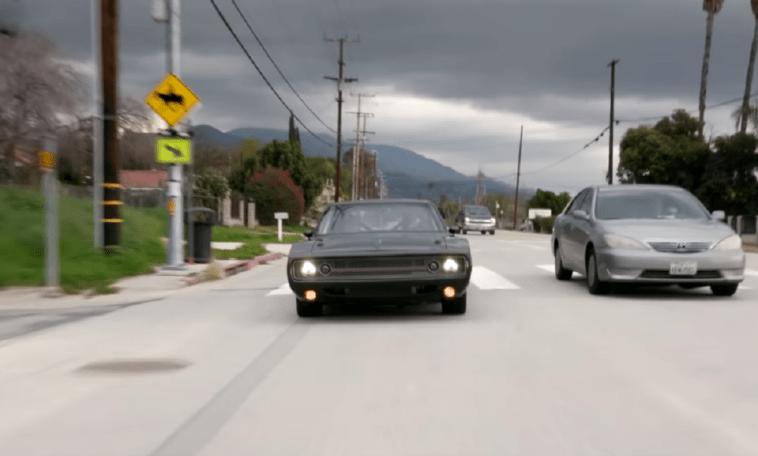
xmin=456 ymin=205 xmax=496 ymax=235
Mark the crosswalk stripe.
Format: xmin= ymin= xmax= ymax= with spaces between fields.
xmin=267 ymin=283 xmax=293 ymax=296
xmin=470 ymin=266 xmax=520 ymax=290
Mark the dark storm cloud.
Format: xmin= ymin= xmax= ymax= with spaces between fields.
xmin=10 ymin=0 xmax=758 ymax=191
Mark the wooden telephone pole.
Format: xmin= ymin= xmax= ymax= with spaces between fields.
xmin=324 ymin=36 xmax=358 ymax=202
xmin=513 ymin=125 xmax=523 ymax=230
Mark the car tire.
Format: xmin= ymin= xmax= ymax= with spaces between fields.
xmin=296 ymin=298 xmax=323 ymax=317
xmin=710 ymin=284 xmax=738 ymax=296
xmin=442 ymin=294 xmax=466 ymax=314
xmin=481 ymin=230 xmax=486 ymax=235
xmin=586 ymin=251 xmax=610 ymax=295
xmin=554 ymin=246 xmax=573 ymax=281
xmin=490 ymin=230 xmax=495 ymax=235
xmin=462 ymin=229 xmax=467 ymax=235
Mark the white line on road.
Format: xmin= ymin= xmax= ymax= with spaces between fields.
xmin=470 ymin=266 xmax=520 ymax=290
xmin=536 ymin=265 xmax=553 ymax=273
xmin=266 ymin=284 xmax=293 ymax=296
xmin=745 ymin=269 xmax=758 ymax=277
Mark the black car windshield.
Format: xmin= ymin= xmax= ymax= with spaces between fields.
xmin=317 ymin=203 xmax=445 ymax=234
xmin=464 ymin=206 xmax=491 ymax=216
xmin=595 ymin=190 xmax=710 ymax=220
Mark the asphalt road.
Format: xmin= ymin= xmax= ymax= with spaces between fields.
xmin=1 ymin=231 xmax=758 ymax=456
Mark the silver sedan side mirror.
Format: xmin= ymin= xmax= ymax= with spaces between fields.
xmin=712 ymin=210 xmax=725 ymax=221
xmin=573 ymin=210 xmax=589 ymax=220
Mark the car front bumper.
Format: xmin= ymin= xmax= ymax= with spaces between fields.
xmin=460 ymin=221 xmax=495 ymax=231
xmin=288 ymin=275 xmax=471 ymax=304
xmin=595 ymin=248 xmax=745 ymax=284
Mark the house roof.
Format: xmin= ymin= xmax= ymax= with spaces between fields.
xmin=119 ymin=170 xmax=168 ymax=189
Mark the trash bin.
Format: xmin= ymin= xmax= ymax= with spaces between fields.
xmin=185 ymin=207 xmax=216 ymax=263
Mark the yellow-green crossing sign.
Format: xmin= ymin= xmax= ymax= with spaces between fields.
xmin=156 ymin=137 xmax=191 ymax=164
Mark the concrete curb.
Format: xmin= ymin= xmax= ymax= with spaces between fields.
xmin=183 ymin=252 xmax=284 ymax=287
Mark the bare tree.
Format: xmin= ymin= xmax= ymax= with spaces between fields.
xmin=0 ymin=32 xmax=84 ymax=182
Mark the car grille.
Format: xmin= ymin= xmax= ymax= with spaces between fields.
xmin=639 ymin=270 xmax=722 ymax=279
xmin=330 ymin=258 xmax=428 ymax=276
xmin=647 ymin=241 xmax=712 ymax=253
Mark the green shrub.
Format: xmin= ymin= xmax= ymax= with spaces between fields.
xmin=534 ymin=216 xmax=556 ymax=234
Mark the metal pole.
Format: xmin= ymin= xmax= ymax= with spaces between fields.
xmin=165 ymin=0 xmax=184 ymax=267
xmin=91 ymin=0 xmax=103 ymax=249
xmin=43 ymin=138 xmax=60 ymax=289
xmin=608 ymin=59 xmax=618 ymax=185
xmin=187 ymin=120 xmax=194 ymax=263
xmin=513 ymin=125 xmax=523 ymax=230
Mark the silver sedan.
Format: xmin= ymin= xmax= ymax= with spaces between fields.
xmin=551 ymin=184 xmax=745 ymax=296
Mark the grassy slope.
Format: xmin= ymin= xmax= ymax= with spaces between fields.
xmin=210 ymin=225 xmax=303 ymax=260
xmin=0 ymin=187 xmax=167 ymax=292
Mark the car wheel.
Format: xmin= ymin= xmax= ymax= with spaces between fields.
xmin=481 ymin=230 xmax=486 ymax=235
xmin=296 ymin=298 xmax=323 ymax=317
xmin=711 ymin=284 xmax=738 ymax=296
xmin=586 ymin=251 xmax=610 ymax=295
xmin=554 ymin=245 xmax=573 ymax=281
xmin=490 ymin=230 xmax=495 ymax=235
xmin=442 ymin=293 xmax=466 ymax=314
xmin=462 ymin=229 xmax=467 ymax=235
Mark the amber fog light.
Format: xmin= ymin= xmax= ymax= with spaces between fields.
xmin=443 ymin=286 xmax=456 ymax=298
xmin=305 ymin=290 xmax=317 ymax=301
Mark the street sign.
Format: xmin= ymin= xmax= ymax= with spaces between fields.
xmin=38 ymin=150 xmax=55 ymax=172
xmin=156 ymin=137 xmax=191 ymax=164
xmin=145 ymin=73 xmax=200 ymax=127
xmin=274 ymin=212 xmax=289 ymax=220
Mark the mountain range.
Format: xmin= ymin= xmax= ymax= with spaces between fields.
xmin=192 ymin=125 xmax=535 ymax=201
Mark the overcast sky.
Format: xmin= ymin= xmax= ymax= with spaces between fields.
xmin=7 ymin=0 xmax=758 ymax=193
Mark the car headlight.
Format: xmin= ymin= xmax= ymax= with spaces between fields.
xmin=465 ymin=217 xmax=470 ymax=223
xmin=443 ymin=258 xmax=460 ymax=272
xmin=603 ymin=234 xmax=647 ymax=250
xmin=300 ymin=260 xmax=317 ymax=276
xmin=713 ymin=234 xmax=742 ymax=251
xmin=490 ymin=217 xmax=496 ymax=223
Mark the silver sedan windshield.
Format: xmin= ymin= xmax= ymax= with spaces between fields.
xmin=595 ymin=190 xmax=710 ymax=221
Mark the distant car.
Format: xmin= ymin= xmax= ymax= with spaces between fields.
xmin=551 ymin=184 xmax=745 ymax=296
xmin=287 ymin=199 xmax=472 ymax=316
xmin=455 ymin=205 xmax=496 ymax=235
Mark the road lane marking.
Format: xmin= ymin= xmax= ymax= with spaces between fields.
xmin=745 ymin=269 xmax=758 ymax=277
xmin=497 ymin=240 xmax=548 ymax=250
xmin=266 ymin=284 xmax=293 ymax=296
xmin=470 ymin=266 xmax=520 ymax=290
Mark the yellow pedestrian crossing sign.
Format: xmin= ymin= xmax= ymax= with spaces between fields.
xmin=145 ymin=73 xmax=200 ymax=127
xmin=156 ymin=137 xmax=191 ymax=164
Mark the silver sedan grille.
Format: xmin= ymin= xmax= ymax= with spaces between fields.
xmin=647 ymin=241 xmax=713 ymax=253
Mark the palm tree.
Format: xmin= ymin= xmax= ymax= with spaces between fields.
xmin=738 ymin=0 xmax=758 ymax=133
xmin=699 ymin=0 xmax=726 ymax=138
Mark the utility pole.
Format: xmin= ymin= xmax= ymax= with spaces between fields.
xmin=347 ymin=93 xmax=374 ymax=200
xmin=513 ymin=125 xmax=523 ymax=230
xmin=91 ymin=0 xmax=103 ymax=249
xmin=101 ymin=0 xmax=120 ymax=249
xmin=360 ymin=114 xmax=375 ymax=199
xmin=608 ymin=59 xmax=619 ymax=185
xmin=324 ymin=36 xmax=358 ymax=202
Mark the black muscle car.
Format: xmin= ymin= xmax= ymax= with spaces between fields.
xmin=287 ymin=199 xmax=472 ymax=317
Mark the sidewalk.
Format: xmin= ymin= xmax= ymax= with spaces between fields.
xmin=0 ymin=243 xmax=293 ymax=310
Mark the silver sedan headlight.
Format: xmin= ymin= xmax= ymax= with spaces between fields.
xmin=713 ymin=234 xmax=742 ymax=251
xmin=603 ymin=234 xmax=648 ymax=250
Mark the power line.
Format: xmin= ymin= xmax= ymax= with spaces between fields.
xmin=229 ymin=0 xmax=337 ymax=134
xmin=617 ymin=91 xmax=758 ymax=124
xmin=209 ymin=0 xmax=335 ymax=148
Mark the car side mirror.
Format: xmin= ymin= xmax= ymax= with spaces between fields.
xmin=573 ymin=210 xmax=589 ymax=220
xmin=711 ymin=210 xmax=725 ymax=221
xmin=304 ymin=230 xmax=314 ymax=240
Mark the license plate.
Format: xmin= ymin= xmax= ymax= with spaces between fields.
xmin=670 ymin=261 xmax=697 ymax=275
